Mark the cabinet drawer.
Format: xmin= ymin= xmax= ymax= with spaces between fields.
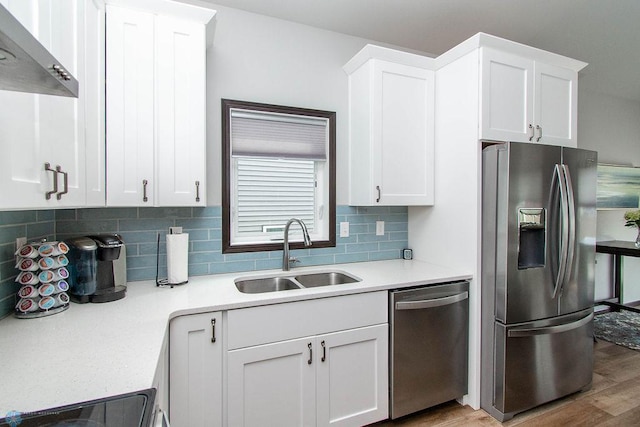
xmin=227 ymin=291 xmax=387 ymax=350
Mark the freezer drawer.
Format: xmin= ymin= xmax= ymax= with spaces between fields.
xmin=389 ymin=281 xmax=469 ymax=419
xmin=492 ymin=310 xmax=593 ymax=416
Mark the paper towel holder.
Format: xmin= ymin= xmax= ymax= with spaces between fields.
xmin=155 ymin=233 xmax=188 ymax=288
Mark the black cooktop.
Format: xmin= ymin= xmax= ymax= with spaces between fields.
xmin=0 ymin=389 xmax=156 ymax=427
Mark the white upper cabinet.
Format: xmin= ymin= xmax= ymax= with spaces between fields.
xmin=105 ymin=0 xmax=214 ymax=207
xmin=344 ymin=45 xmax=435 ymax=206
xmin=0 ymin=0 xmax=92 ymax=209
xmin=480 ymin=47 xmax=580 ymax=147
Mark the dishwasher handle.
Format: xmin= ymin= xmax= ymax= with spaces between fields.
xmin=395 ymin=291 xmax=468 ymax=310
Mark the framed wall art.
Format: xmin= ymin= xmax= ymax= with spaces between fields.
xmin=597 ymin=164 xmax=640 ymax=209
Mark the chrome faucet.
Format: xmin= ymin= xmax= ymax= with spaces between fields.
xmin=282 ymin=218 xmax=312 ymax=271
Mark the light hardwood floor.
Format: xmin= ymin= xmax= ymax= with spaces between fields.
xmin=375 ymin=340 xmax=640 ymax=426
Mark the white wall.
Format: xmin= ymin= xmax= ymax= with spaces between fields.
xmin=577 ymin=89 xmax=640 ymax=303
xmin=204 ymin=4 xmax=410 ymax=206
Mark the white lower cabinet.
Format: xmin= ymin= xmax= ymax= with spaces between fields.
xmin=169 ymin=312 xmax=223 ymax=427
xmin=226 ymin=291 xmax=389 ymax=427
xmin=228 ymin=325 xmax=388 ymax=427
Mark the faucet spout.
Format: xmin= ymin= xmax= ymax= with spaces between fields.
xmin=282 ymin=218 xmax=312 ymax=271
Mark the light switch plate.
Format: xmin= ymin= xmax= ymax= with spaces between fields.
xmin=340 ymin=222 xmax=349 ymax=237
xmin=376 ymin=221 xmax=384 ymax=236
xmin=16 ymin=237 xmax=27 ymax=251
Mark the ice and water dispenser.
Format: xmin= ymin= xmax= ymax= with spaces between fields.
xmin=517 ymin=208 xmax=546 ymax=269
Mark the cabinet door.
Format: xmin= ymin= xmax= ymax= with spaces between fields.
xmin=534 ymin=62 xmax=578 ymax=147
xmin=373 ymin=60 xmax=434 ymax=205
xmin=39 ymin=0 xmax=85 ymax=206
xmin=155 ymin=15 xmax=206 ymax=206
xmin=0 ymin=0 xmax=83 ymax=209
xmin=227 ymin=337 xmax=316 ymax=427
xmin=105 ymin=5 xmax=155 ymax=206
xmin=316 ymin=324 xmax=389 ymax=427
xmin=83 ymin=0 xmax=106 ymax=206
xmin=480 ymin=48 xmax=534 ymax=143
xmin=169 ymin=312 xmax=222 ymax=427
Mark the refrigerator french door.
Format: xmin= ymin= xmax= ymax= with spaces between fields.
xmin=481 ymin=141 xmax=597 ymax=422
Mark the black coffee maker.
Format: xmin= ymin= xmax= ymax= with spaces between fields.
xmin=67 ymin=234 xmax=127 ymax=303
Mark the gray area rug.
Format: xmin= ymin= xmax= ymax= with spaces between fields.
xmin=594 ymin=310 xmax=640 ymax=351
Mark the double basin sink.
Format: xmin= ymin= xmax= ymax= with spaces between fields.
xmin=235 ymin=270 xmax=361 ymax=294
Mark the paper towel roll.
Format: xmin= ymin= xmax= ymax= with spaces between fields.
xmin=167 ymin=233 xmax=189 ymax=284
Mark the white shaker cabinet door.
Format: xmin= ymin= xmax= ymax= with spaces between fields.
xmin=169 ymin=312 xmax=223 ymax=427
xmin=480 ymin=48 xmax=534 ymax=143
xmin=83 ymin=0 xmax=106 ymax=206
xmin=316 ymin=324 xmax=389 ymax=427
xmin=373 ymin=60 xmax=434 ymax=206
xmin=227 ymin=337 xmax=316 ymax=427
xmin=105 ymin=5 xmax=155 ymax=206
xmin=534 ymin=62 xmax=578 ymax=147
xmin=0 ymin=0 xmax=84 ymax=208
xmin=39 ymin=0 xmax=86 ymax=206
xmin=155 ymin=14 xmax=206 ymax=206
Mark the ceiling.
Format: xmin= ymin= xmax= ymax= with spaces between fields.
xmin=206 ymin=0 xmax=640 ymax=103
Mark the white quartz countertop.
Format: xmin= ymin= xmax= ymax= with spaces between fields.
xmin=0 ymin=259 xmax=471 ymax=416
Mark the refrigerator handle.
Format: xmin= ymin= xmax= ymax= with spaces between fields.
xmin=560 ymin=164 xmax=576 ymax=295
xmin=395 ymin=292 xmax=468 ymax=310
xmin=507 ymin=312 xmax=593 ymax=337
xmin=552 ymin=164 xmax=569 ymax=299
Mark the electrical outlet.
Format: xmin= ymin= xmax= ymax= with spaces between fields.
xmin=340 ymin=222 xmax=349 ymax=237
xmin=16 ymin=237 xmax=27 ymax=251
xmin=376 ymin=221 xmax=385 ymax=236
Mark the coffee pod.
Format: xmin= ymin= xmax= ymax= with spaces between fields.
xmin=37 ymin=243 xmax=56 ymax=257
xmin=38 ymin=256 xmax=56 ymax=270
xmin=17 ymin=258 xmax=39 ymax=272
xmin=16 ymin=244 xmax=39 ymax=259
xmin=54 ymin=267 xmax=69 ymax=281
xmin=38 ymin=283 xmax=55 ymax=297
xmin=38 ymin=270 xmax=55 ymax=283
xmin=18 ymin=285 xmax=39 ymax=299
xmin=38 ymin=296 xmax=56 ymax=310
xmin=56 ymin=255 xmax=69 ymax=267
xmin=55 ymin=293 xmax=70 ymax=307
xmin=16 ymin=298 xmax=38 ymax=313
xmin=16 ymin=272 xmax=39 ymax=285
xmin=54 ymin=280 xmax=70 ymax=293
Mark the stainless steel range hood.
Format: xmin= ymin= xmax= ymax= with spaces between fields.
xmin=0 ymin=4 xmax=78 ymax=97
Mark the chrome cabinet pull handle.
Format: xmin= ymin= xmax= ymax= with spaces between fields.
xmin=321 ymin=340 xmax=326 ymax=362
xmin=44 ymin=163 xmax=58 ymax=200
xmin=308 ymin=342 xmax=313 ymax=365
xmin=56 ymin=165 xmax=68 ymax=200
xmin=528 ymin=124 xmax=534 ymax=141
xmin=211 ymin=318 xmax=216 ymax=343
xmin=142 ymin=179 xmax=149 ymax=202
xmin=195 ymin=180 xmax=200 ymax=202
xmin=536 ymin=125 xmax=542 ymax=142
xmin=376 ymin=185 xmax=381 ymax=203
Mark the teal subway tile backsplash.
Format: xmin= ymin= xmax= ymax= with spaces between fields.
xmin=0 ymin=205 xmax=407 ymax=319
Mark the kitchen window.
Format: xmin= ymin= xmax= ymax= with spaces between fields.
xmin=222 ymin=99 xmax=336 ymax=253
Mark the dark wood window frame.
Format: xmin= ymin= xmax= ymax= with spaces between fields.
xmin=222 ymin=98 xmax=336 ymax=254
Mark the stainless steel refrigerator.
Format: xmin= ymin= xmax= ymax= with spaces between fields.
xmin=481 ymin=141 xmax=597 ymax=422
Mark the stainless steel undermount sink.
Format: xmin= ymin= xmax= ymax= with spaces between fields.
xmin=234 ymin=271 xmax=361 ymax=293
xmin=235 ymin=277 xmax=302 ymax=294
xmin=294 ymin=271 xmax=360 ymax=287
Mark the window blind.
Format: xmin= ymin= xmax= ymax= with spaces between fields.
xmin=230 ymin=109 xmax=328 ymax=160
xmin=235 ymin=158 xmax=316 ymax=237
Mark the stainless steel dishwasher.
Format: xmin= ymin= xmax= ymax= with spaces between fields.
xmin=389 ymin=281 xmax=469 ymax=419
